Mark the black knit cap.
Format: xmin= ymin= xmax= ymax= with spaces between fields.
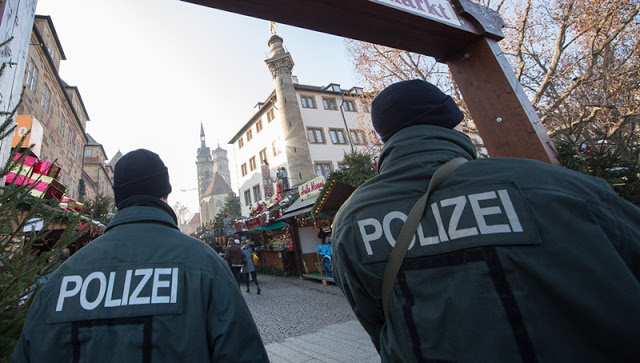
xmin=371 ymin=79 xmax=464 ymax=142
xmin=113 ymin=149 xmax=172 ymax=208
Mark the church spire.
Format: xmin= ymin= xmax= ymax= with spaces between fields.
xmin=200 ymin=122 xmax=206 ymax=148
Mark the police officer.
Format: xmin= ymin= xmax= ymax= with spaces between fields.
xmin=12 ymin=149 xmax=269 ymax=362
xmin=331 ymin=80 xmax=640 ymax=362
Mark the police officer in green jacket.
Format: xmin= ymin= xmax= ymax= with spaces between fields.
xmin=332 ymin=80 xmax=640 ymax=363
xmin=12 ymin=149 xmax=269 ymax=362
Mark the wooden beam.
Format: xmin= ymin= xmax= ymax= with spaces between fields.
xmin=448 ymin=38 xmax=560 ymax=164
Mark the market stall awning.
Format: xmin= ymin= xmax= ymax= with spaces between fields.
xmin=277 ymin=194 xmax=319 ymax=221
xmin=255 ymin=221 xmax=287 ymax=230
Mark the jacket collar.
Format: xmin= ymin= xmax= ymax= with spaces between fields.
xmin=104 ymin=206 xmax=180 ymax=233
xmin=377 ymin=125 xmax=477 ymax=174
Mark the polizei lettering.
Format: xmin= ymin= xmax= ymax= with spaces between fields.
xmin=56 ymin=267 xmax=179 ymax=312
xmin=358 ymin=189 xmax=525 ymax=256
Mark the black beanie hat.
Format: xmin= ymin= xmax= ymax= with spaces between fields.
xmin=113 ymin=149 xmax=172 ymax=208
xmin=371 ymin=79 xmax=464 ymax=142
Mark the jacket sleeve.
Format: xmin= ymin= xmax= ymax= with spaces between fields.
xmin=598 ymin=189 xmax=640 ymax=281
xmin=332 ymin=221 xmax=385 ymax=352
xmin=204 ymin=259 xmax=269 ymax=362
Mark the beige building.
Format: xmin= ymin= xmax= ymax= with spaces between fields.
xmin=229 ymin=33 xmax=377 ymax=217
xmin=82 ymin=134 xmax=114 ymax=205
xmin=16 ymin=15 xmax=90 ymax=200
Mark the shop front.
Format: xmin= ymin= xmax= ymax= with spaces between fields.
xmin=277 ymin=176 xmax=334 ymax=284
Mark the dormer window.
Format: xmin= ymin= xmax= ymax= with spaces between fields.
xmin=325 ymin=83 xmax=342 ymax=93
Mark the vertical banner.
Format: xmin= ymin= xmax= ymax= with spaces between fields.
xmin=262 ymin=164 xmax=273 ymax=198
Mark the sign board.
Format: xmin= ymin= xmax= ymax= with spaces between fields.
xmin=298 ymin=175 xmax=325 ymax=200
xmin=370 ymin=0 xmax=461 ymax=28
xmin=12 ymin=115 xmax=44 ymax=158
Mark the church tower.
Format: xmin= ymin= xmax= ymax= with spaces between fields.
xmin=211 ymin=144 xmax=231 ymax=188
xmin=196 ymin=123 xmax=213 ymax=202
xmin=264 ymin=30 xmax=315 ymax=186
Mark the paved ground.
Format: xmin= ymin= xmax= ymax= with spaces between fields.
xmin=242 ymin=274 xmax=380 ymax=362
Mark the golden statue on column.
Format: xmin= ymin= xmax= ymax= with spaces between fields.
xmin=269 ymin=21 xmax=277 ymax=35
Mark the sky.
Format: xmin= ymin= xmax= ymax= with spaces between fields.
xmin=34 ymin=0 xmax=362 ymax=215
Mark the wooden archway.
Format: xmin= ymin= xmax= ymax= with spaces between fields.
xmin=181 ymin=0 xmax=560 ymax=165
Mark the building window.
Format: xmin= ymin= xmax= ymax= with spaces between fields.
xmin=337 ymin=161 xmax=345 ymax=170
xmin=322 ymin=98 xmax=337 ymax=110
xmin=246 ymin=129 xmax=253 ymax=141
xmin=238 ymin=137 xmax=244 ymax=149
xmin=46 ymin=41 xmax=56 ymax=61
xmin=249 ymin=156 xmax=257 ymax=171
xmin=344 ymin=100 xmax=356 ymax=112
xmin=329 ymin=128 xmax=347 ymax=144
xmin=350 ymin=129 xmax=366 ymax=145
xmin=272 ymin=140 xmax=282 ymax=156
xmin=58 ymin=116 xmax=65 ymax=135
xmin=315 ymin=162 xmax=332 ymax=179
xmin=307 ymin=127 xmax=325 ymax=144
xmin=361 ymin=100 xmax=371 ymax=113
xmin=241 ymin=163 xmax=248 ymax=177
xmin=256 ymin=119 xmax=263 ymax=133
xmin=244 ymin=189 xmax=251 ymax=206
xmin=41 ymin=85 xmax=51 ymax=112
xmin=26 ymin=62 xmax=38 ymax=92
xmin=85 ymin=149 xmax=92 ymax=157
xmin=252 ymin=184 xmax=262 ymax=202
xmin=267 ymin=108 xmax=275 ymax=123
xmin=300 ymin=95 xmax=316 ymax=108
xmin=259 ymin=148 xmax=268 ymax=165
xmin=66 ymin=127 xmax=72 ymax=146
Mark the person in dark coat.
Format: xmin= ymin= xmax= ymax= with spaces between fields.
xmin=12 ymin=149 xmax=268 ymax=362
xmin=332 ymin=80 xmax=640 ymax=363
xmin=241 ymin=241 xmax=260 ymax=294
xmin=224 ymin=239 xmax=244 ymax=286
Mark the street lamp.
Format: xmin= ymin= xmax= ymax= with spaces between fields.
xmin=330 ymin=83 xmax=355 ymax=153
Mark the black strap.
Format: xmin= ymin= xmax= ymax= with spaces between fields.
xmin=381 ymin=157 xmax=467 ymax=317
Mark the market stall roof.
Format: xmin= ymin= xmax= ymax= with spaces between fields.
xmin=314 ymin=180 xmax=356 ymax=215
xmin=255 ymin=221 xmax=287 ymax=230
xmin=277 ymin=194 xmax=319 ymax=221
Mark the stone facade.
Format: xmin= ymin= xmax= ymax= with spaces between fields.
xmin=229 ymin=34 xmax=377 ymax=217
xmin=82 ymin=134 xmax=114 ymax=205
xmin=16 ymin=15 xmax=89 ymax=200
xmin=0 ymin=0 xmax=38 ymax=171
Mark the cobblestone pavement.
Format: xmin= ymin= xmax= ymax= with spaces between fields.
xmin=241 ymin=274 xmax=356 ymax=344
xmin=241 ymin=274 xmax=379 ymax=362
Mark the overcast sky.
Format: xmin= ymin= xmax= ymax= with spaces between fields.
xmin=35 ymin=0 xmax=362 ymax=215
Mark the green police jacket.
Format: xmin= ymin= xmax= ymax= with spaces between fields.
xmin=332 ymin=125 xmax=640 ymax=363
xmin=12 ymin=205 xmax=268 ymax=363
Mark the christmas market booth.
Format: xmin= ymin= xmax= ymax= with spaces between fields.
xmin=276 ymin=175 xmax=338 ymax=284
xmin=233 ymin=196 xmax=297 ymax=275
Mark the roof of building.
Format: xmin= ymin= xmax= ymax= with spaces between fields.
xmin=85 ymin=133 xmax=108 ymax=159
xmin=188 ymin=213 xmax=200 ymax=225
xmin=108 ymin=150 xmax=124 ymax=167
xmin=203 ymin=172 xmax=233 ymax=197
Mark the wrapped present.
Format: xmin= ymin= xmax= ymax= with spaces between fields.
xmin=12 ymin=152 xmax=38 ymax=167
xmin=34 ymin=160 xmax=61 ymax=178
xmin=29 ymin=175 xmax=66 ymax=201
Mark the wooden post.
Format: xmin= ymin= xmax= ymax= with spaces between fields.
xmin=448 ymin=37 xmax=561 ymax=164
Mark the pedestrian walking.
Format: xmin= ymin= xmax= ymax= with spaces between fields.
xmin=241 ymin=241 xmax=261 ymax=294
xmin=11 ymin=148 xmax=268 ymax=362
xmin=224 ymin=239 xmax=244 ymax=286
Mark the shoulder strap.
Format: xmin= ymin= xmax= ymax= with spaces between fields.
xmin=381 ymin=157 xmax=468 ymax=317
